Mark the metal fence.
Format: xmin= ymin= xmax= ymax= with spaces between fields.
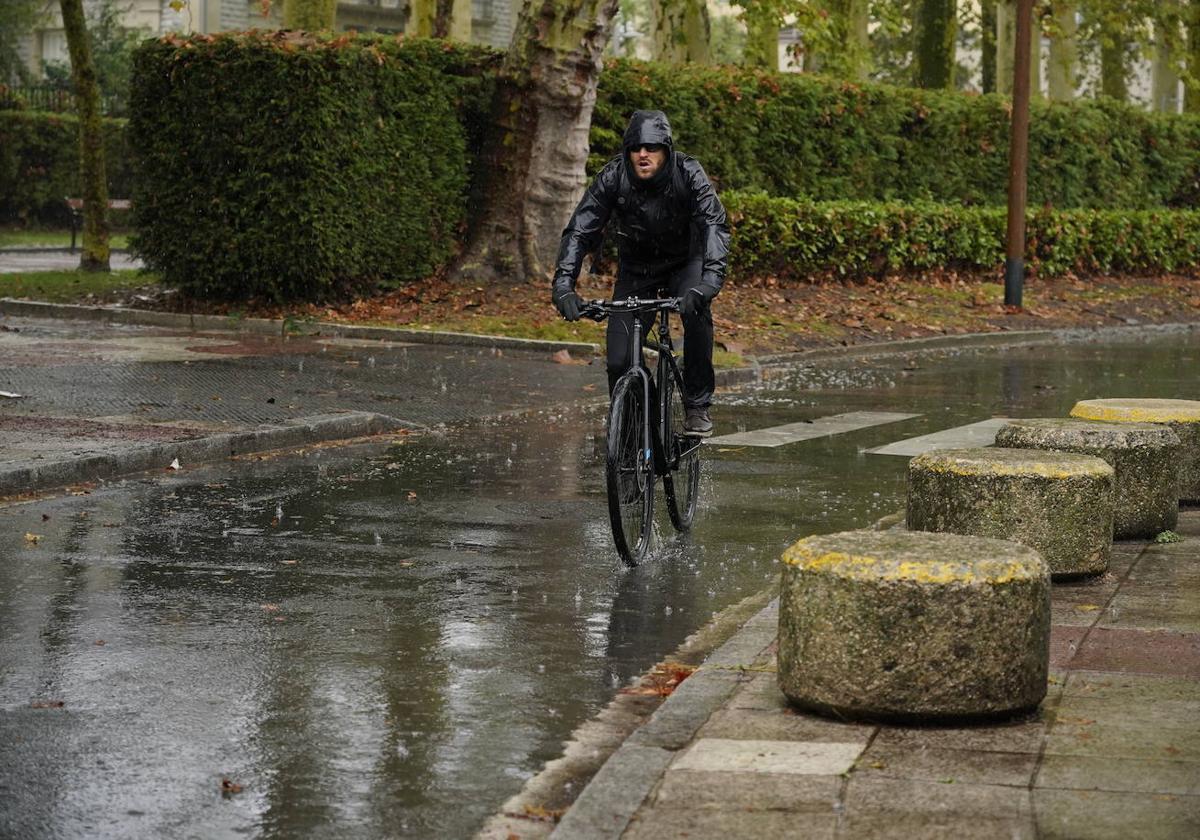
xmin=0 ymin=84 xmax=127 ymax=117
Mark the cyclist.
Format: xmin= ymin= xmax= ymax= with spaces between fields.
xmin=551 ymin=110 xmax=730 ymax=437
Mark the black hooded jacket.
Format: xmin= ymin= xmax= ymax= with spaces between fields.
xmin=554 ymin=110 xmax=730 ymax=297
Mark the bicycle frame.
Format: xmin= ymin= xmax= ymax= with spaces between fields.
xmin=606 ymin=299 xmax=699 ymax=473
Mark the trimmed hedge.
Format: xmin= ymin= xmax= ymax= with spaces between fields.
xmin=0 ymin=110 xmax=133 ymax=224
xmin=724 ymin=192 xmax=1200 ymax=278
xmin=592 ymin=60 xmax=1200 ymax=209
xmin=128 ymin=32 xmax=498 ymax=301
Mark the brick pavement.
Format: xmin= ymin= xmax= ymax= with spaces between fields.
xmin=492 ymin=512 xmax=1200 ymax=840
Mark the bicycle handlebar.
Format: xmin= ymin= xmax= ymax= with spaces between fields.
xmin=580 ymin=297 xmax=680 ymax=322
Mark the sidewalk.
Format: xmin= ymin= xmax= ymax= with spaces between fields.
xmin=489 ymin=512 xmax=1200 ymax=840
xmin=0 ymin=311 xmax=606 ymax=495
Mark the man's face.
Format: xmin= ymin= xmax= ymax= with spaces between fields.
xmin=629 ymin=144 xmax=667 ymax=180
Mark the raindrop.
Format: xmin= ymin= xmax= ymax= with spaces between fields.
xmin=374 ymin=532 xmax=382 ymax=545
xmin=537 ymin=664 xmax=545 ymax=673
xmin=395 ymin=742 xmax=410 ymax=759
xmin=664 ymin=605 xmax=673 ymax=615
xmin=367 ymin=357 xmax=376 ymax=368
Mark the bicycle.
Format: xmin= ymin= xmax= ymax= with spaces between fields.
xmin=581 ymin=297 xmax=703 ymax=566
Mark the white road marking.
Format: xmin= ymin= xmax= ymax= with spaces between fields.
xmin=709 ymin=411 xmax=920 ymax=448
xmin=866 ymin=417 xmax=1011 ymax=457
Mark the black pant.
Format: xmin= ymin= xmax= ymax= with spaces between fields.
xmin=606 ymin=258 xmax=714 ymax=409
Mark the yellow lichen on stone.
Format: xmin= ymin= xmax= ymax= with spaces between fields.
xmin=914 ymin=454 xmax=1113 ymax=479
xmin=782 ymin=540 xmax=1038 ymax=584
xmin=1071 ymin=398 xmax=1200 ymax=425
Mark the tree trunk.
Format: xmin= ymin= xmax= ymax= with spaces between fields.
xmin=981 ymin=0 xmax=996 ymax=92
xmin=453 ymin=0 xmax=622 ymax=284
xmin=59 ymin=0 xmax=108 ymax=272
xmin=1100 ymin=34 xmax=1127 ymax=100
xmin=1046 ymin=1 xmax=1076 ymax=101
xmin=913 ymin=0 xmax=956 ymax=88
xmin=1152 ymin=17 xmax=1182 ymax=112
xmin=283 ymin=0 xmax=336 ymax=29
xmin=996 ymin=1 xmax=1039 ymax=96
xmin=743 ymin=6 xmax=779 ymax=70
xmin=651 ymin=0 xmax=711 ymax=65
xmin=803 ymin=0 xmax=870 ymax=79
xmin=1188 ymin=1 xmax=1200 ymax=112
xmin=407 ymin=0 xmax=472 ymax=39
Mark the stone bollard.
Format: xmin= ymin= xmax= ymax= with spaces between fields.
xmin=995 ymin=418 xmax=1180 ymax=539
xmin=1069 ymin=398 xmax=1200 ymax=504
xmin=778 ymin=529 xmax=1050 ymax=721
xmin=907 ymin=447 xmax=1114 ymax=577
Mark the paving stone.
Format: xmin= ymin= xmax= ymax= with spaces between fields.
xmin=725 ymin=672 xmax=790 ymax=712
xmin=623 ymin=806 xmax=839 ymax=840
xmin=843 ymin=776 xmax=1034 ymax=820
xmin=670 ymin=738 xmax=865 ymax=776
xmin=1036 ymin=754 xmax=1200 ymax=796
xmin=855 ymin=743 xmax=1038 ymax=787
xmin=696 ymin=707 xmax=875 ymax=743
xmin=836 ymin=813 xmax=1037 ymax=840
xmin=1068 ymin=627 xmax=1200 ymax=678
xmin=652 ymin=769 xmax=841 ymax=812
xmin=872 ymin=716 xmax=1050 ymax=754
xmin=1098 ymin=595 xmax=1200 ymax=633
xmin=1059 ymin=671 xmax=1200 ymax=708
xmin=1034 ymin=788 xmax=1200 ymax=840
xmin=1042 ymin=715 xmax=1200 ymax=760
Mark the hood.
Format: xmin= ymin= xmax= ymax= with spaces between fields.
xmin=622 ymin=110 xmax=674 ymax=151
xmin=622 ymin=110 xmax=675 ymax=191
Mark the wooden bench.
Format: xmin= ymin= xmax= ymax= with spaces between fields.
xmin=66 ymin=197 xmax=131 ymax=251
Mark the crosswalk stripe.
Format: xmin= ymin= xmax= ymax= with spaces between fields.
xmin=709 ymin=411 xmax=921 ymax=448
xmin=866 ymin=417 xmax=1011 ymax=457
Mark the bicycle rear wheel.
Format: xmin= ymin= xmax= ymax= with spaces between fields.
xmin=606 ymin=375 xmax=655 ymax=566
xmin=662 ymin=365 xmax=701 ymax=532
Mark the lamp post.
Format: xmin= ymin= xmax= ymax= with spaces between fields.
xmin=1004 ymin=0 xmax=1033 ymax=308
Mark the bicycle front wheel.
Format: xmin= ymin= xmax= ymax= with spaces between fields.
xmin=606 ymin=375 xmax=655 ymax=566
xmin=663 ymin=364 xmax=701 ymax=532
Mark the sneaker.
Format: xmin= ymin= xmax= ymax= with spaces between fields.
xmin=684 ymin=407 xmax=713 ymax=437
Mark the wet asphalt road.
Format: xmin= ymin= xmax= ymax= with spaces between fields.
xmin=1 ymin=327 xmax=1198 ymax=838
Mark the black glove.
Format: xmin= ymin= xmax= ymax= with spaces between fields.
xmin=679 ymin=288 xmax=710 ymax=318
xmin=554 ymin=288 xmax=584 ymax=322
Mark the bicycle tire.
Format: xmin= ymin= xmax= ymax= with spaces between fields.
xmin=662 ymin=363 xmax=701 ymax=532
xmin=606 ymin=375 xmax=655 ymax=566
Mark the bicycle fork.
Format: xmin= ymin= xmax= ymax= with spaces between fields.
xmin=630 ymin=317 xmax=654 ymax=475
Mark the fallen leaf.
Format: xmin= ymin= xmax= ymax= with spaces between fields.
xmin=23 ymin=533 xmax=42 ymax=545
xmin=1074 ymin=604 xmax=1101 ymax=612
xmin=168 ymin=458 xmax=181 ymax=471
xmin=551 ymin=349 xmax=586 ymax=365
xmin=261 ymin=604 xmax=280 ymax=612
xmin=30 ymin=700 xmax=64 ymax=709
xmin=407 ymin=491 xmax=418 ymax=501
xmin=41 ymin=513 xmax=50 ymax=521
xmin=281 ymin=559 xmax=298 ymax=565
xmin=221 ymin=778 xmax=243 ymax=794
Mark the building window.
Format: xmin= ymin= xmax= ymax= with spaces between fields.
xmin=40 ymin=30 xmax=68 ymax=67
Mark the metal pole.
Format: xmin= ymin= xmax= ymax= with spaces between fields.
xmin=1004 ymin=0 xmax=1034 ymax=309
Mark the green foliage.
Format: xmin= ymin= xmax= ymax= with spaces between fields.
xmin=1 ymin=0 xmax=44 ymax=85
xmin=128 ymin=32 xmax=499 ymax=302
xmin=591 ymin=59 xmax=1200 ymax=208
xmin=0 ymin=110 xmax=132 ymax=223
xmin=724 ymin=192 xmax=1200 ymax=278
xmin=40 ymin=0 xmax=151 ymax=104
xmin=1153 ymin=530 xmax=1183 ymax=543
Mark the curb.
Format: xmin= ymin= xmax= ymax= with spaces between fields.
xmin=549 ymin=600 xmax=779 ymax=840
xmin=0 ymin=299 xmax=602 ymax=356
xmin=0 ymin=411 xmax=405 ymax=497
xmin=714 ymin=322 xmax=1200 ymax=390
